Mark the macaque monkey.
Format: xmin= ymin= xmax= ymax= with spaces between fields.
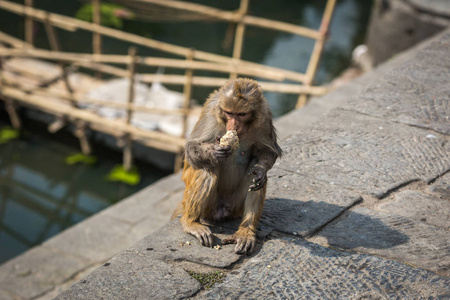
xmin=172 ymin=78 xmax=282 ymax=255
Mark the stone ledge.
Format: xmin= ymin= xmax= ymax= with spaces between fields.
xmin=54 ymin=27 xmax=450 ymax=299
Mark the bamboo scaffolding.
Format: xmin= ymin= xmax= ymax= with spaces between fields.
xmin=0 ymin=0 xmax=337 ymax=169
xmin=0 ymin=0 xmax=307 ymax=83
xmin=1 ymin=85 xmax=186 ymax=150
xmin=71 ymin=62 xmax=329 ymax=95
xmin=131 ymin=0 xmax=321 ymax=39
xmin=1 ymin=75 xmax=189 ymax=115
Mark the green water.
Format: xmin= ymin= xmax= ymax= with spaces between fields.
xmin=0 ymin=0 xmax=373 ymax=264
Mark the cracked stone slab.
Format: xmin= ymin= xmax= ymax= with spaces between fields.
xmin=0 ymin=246 xmax=90 ymax=299
xmin=55 ymin=251 xmax=201 ymax=300
xmin=378 ymin=190 xmax=450 ymax=230
xmin=318 ymin=207 xmax=450 ymax=276
xmin=127 ymin=220 xmax=243 ymax=269
xmin=278 ymin=110 xmax=450 ymax=198
xmin=259 ymin=169 xmax=361 ymax=237
xmin=340 ymin=31 xmax=450 ymax=135
xmin=198 ymin=237 xmax=450 ymax=299
xmin=429 ymin=172 xmax=450 ymax=199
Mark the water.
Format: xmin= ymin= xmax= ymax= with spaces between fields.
xmin=0 ymin=0 xmax=373 ymax=263
xmin=0 ymin=117 xmax=169 ymax=263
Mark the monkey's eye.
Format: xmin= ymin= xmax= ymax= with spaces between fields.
xmin=237 ymin=113 xmax=248 ymax=117
xmin=224 ymin=111 xmax=233 ymax=116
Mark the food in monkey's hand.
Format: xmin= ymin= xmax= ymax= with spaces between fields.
xmin=219 ymin=130 xmax=239 ymax=151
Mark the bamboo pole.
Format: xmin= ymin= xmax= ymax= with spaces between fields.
xmin=0 ymin=0 xmax=307 ymax=83
xmin=92 ymin=0 xmax=101 ymax=55
xmin=175 ymin=49 xmax=195 ymax=172
xmin=296 ymin=0 xmax=336 ymax=108
xmin=230 ymin=0 xmax=249 ymax=80
xmin=1 ymin=63 xmax=327 ymax=97
xmin=126 ymin=47 xmax=137 ymax=124
xmin=43 ymin=16 xmax=60 ymax=51
xmin=0 ymin=31 xmax=30 ymax=48
xmin=123 ymin=46 xmax=137 ymax=171
xmin=5 ymin=99 xmax=21 ymax=129
xmin=181 ymin=49 xmax=194 ymax=138
xmin=0 ymin=47 xmax=289 ymax=82
xmin=74 ymin=121 xmax=92 ymax=155
xmin=24 ymin=0 xmax=33 ymax=47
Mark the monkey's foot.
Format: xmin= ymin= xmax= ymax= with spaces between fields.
xmin=183 ymin=222 xmax=214 ymax=248
xmin=222 ymin=228 xmax=256 ymax=255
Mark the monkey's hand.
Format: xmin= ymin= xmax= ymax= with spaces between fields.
xmin=183 ymin=222 xmax=214 ymax=248
xmin=248 ymin=165 xmax=267 ymax=191
xmin=211 ymin=140 xmax=233 ymax=161
xmin=222 ymin=228 xmax=256 ymax=255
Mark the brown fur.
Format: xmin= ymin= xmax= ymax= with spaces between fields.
xmin=172 ymin=78 xmax=282 ymax=255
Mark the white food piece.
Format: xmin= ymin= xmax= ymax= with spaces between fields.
xmin=219 ymin=130 xmax=239 ymax=151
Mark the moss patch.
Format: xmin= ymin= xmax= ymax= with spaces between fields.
xmin=187 ymin=271 xmax=226 ymax=290
xmin=0 ymin=127 xmax=19 ymax=144
xmin=65 ymin=153 xmax=98 ymax=165
xmin=105 ymin=164 xmax=141 ymax=186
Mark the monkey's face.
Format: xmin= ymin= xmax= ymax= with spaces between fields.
xmin=222 ymin=110 xmax=252 ymax=138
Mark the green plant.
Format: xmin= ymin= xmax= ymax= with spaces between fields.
xmin=188 ymin=271 xmax=225 ymax=290
xmin=75 ymin=2 xmax=134 ymax=28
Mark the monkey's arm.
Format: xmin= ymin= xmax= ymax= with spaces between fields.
xmin=248 ymin=147 xmax=280 ymax=191
xmin=185 ymin=139 xmax=232 ymax=169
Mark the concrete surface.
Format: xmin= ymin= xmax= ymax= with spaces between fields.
xmin=366 ymin=0 xmax=450 ymax=66
xmin=0 ymin=27 xmax=449 ymax=300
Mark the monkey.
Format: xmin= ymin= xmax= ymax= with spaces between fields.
xmin=172 ymin=78 xmax=282 ymax=255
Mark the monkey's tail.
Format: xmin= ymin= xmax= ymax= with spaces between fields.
xmin=171 ymin=203 xmax=183 ymax=220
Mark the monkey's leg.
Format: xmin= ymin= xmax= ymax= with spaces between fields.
xmin=180 ymin=169 xmax=217 ymax=247
xmin=222 ymin=185 xmax=266 ymax=255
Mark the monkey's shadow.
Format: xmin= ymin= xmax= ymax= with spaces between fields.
xmin=211 ymin=197 xmax=409 ymax=256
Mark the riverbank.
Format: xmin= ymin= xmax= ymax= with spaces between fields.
xmin=1 ymin=27 xmax=449 ymax=299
